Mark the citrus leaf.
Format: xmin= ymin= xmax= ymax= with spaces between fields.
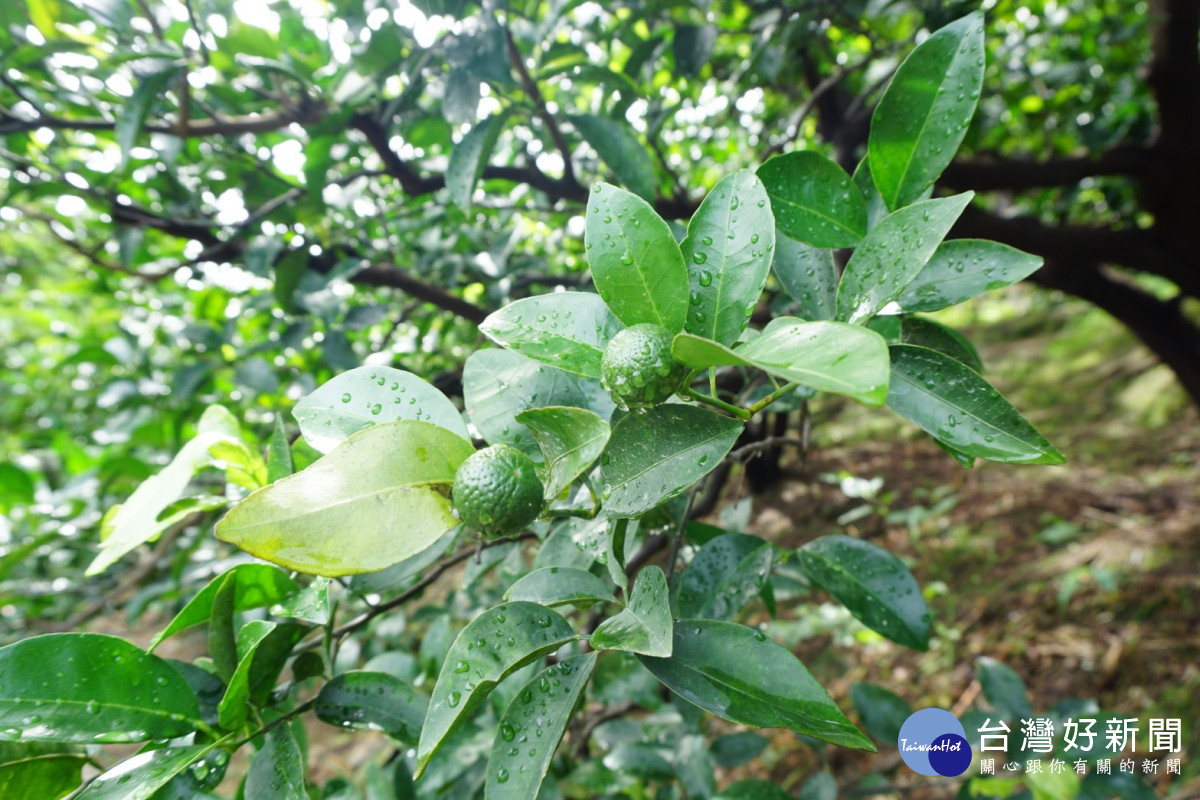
xmin=485 ymin=653 xmax=597 ymax=800
xmin=76 ymin=743 xmax=227 ymax=800
xmin=977 ymin=657 xmax=1032 ymax=720
xmin=292 ymin=365 xmax=469 ymax=453
xmin=515 ymin=406 xmax=610 ymax=500
xmin=569 ymin=114 xmax=656 ymax=202
xmin=672 ymin=320 xmax=891 ymax=406
xmin=267 ymin=414 xmax=294 ymax=483
xmin=216 ymin=621 xmax=304 ymax=730
xmin=835 ymin=192 xmax=974 ymax=325
xmin=899 ymin=316 xmax=982 ymax=372
xmin=591 ymin=566 xmax=673 ymax=657
xmin=116 ymin=64 xmax=179 ymax=167
xmin=87 ymin=428 xmax=233 ymax=576
xmin=599 ymin=405 xmax=742 ymax=517
xmin=676 ymin=533 xmax=773 ymax=620
xmin=869 ymin=12 xmax=985 ymax=210
xmin=586 ymin=182 xmax=689 ymax=331
xmin=682 ymin=170 xmax=775 ymax=346
xmin=895 ymin=239 xmax=1044 ymax=313
xmin=710 ymin=732 xmax=768 ymax=768
xmin=315 ymin=672 xmax=428 ymax=744
xmin=446 ymin=112 xmax=507 ymax=210
xmin=0 ymin=742 xmax=85 ymax=800
xmin=480 ymin=292 xmax=623 ymax=378
xmin=850 ymin=683 xmax=913 ymax=743
xmin=757 ymin=152 xmax=865 ymax=248
xmin=772 ymin=232 xmax=837 ymax=321
xmin=415 ymin=603 xmax=576 ymax=778
xmin=464 ymin=349 xmax=600 ymax=461
xmin=886 ymin=345 xmax=1065 ymax=464
xmin=716 ymin=779 xmax=794 ymax=800
xmin=673 ymin=24 xmax=715 ymax=77
xmin=148 ymin=564 xmax=298 ymax=652
xmin=0 ymin=634 xmax=202 ymax=743
xmin=797 ymin=535 xmax=931 ymax=650
xmin=271 ymin=577 xmax=331 ymax=625
xmin=215 ymin=421 xmax=474 ymax=576
xmin=244 ymin=725 xmax=305 ymax=800
xmin=638 ymin=620 xmax=874 ymax=750
xmin=504 ymin=567 xmax=617 ymax=608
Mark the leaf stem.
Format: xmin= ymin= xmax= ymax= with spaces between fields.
xmin=610 ymin=518 xmax=629 ymax=576
xmin=678 ymin=388 xmax=752 ymax=420
xmin=746 ymin=381 xmax=802 ymax=415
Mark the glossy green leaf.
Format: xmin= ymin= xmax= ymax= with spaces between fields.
xmin=852 ymin=157 xmax=889 ymax=231
xmin=772 ymin=232 xmax=837 ymax=321
xmin=0 ymin=634 xmax=201 ymax=743
xmin=208 ymin=572 xmax=239 ymax=683
xmin=710 ymin=732 xmax=768 ymax=768
xmin=416 ymin=603 xmax=576 ymax=777
xmin=447 ymin=112 xmax=506 ymax=210
xmin=216 ymin=421 xmax=475 ymax=576
xmin=673 ymin=24 xmax=716 ymax=77
xmin=0 ymin=742 xmax=85 ymax=800
xmin=87 ymin=427 xmax=235 ymax=576
xmin=515 ymin=406 xmax=609 ymax=500
xmin=591 ymin=566 xmax=673 ymax=657
xmin=244 ymin=725 xmax=306 ymax=800
xmin=895 ymin=239 xmax=1044 ymax=312
xmin=835 ymin=192 xmax=974 ymax=325
xmin=149 ymin=564 xmax=298 ymax=652
xmin=798 ymin=534 xmax=931 ymax=650
xmin=585 ymin=182 xmax=688 ymax=331
xmin=672 ymin=319 xmax=891 ymax=406
xmin=715 ymin=779 xmax=793 ymax=800
xmin=267 ymin=414 xmax=294 ymax=483
xmin=504 ymin=567 xmax=617 ymax=608
xmin=569 ymin=114 xmax=656 ymax=202
xmin=899 ymin=316 xmax=982 ymax=372
xmin=599 ymin=405 xmax=743 ymax=517
xmin=977 ymin=657 xmax=1032 ymax=720
xmin=443 ymin=68 xmax=481 ymax=125
xmin=676 ymin=533 xmax=773 ymax=620
xmin=479 ymin=292 xmax=624 ymax=379
xmin=217 ymin=621 xmax=305 ymax=730
xmin=292 ymin=365 xmax=469 ymax=453
xmin=271 ymin=577 xmax=331 ymax=625
xmin=886 ymin=345 xmax=1065 ymax=464
xmin=602 ymin=743 xmax=674 ymax=780
xmin=464 ymin=349 xmax=602 ymax=461
xmin=76 ymin=743 xmax=226 ymax=800
xmin=315 ymin=672 xmax=428 ymax=744
xmin=849 ymin=683 xmax=913 ymax=743
xmin=682 ymin=170 xmax=775 ymax=346
xmin=676 ymin=734 xmax=716 ymax=800
xmin=757 ymin=152 xmax=866 ymax=248
xmin=485 ymin=653 xmax=597 ymax=800
xmin=869 ymin=12 xmax=985 ymax=210
xmin=638 ymin=620 xmax=874 ymax=750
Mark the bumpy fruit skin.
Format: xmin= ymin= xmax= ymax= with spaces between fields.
xmin=452 ymin=444 xmax=544 ymax=539
xmin=600 ymin=323 xmax=689 ymax=412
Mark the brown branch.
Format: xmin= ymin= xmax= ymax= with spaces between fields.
xmin=0 ymin=99 xmax=326 ymax=138
xmin=353 ymin=264 xmax=489 ymax=324
xmin=941 ymin=146 xmax=1154 ymax=191
xmin=505 ymin=26 xmax=578 ymax=186
xmin=1146 ymin=0 xmax=1200 ymax=151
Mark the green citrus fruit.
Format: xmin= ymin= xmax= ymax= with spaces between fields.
xmin=600 ymin=323 xmax=688 ymax=411
xmin=452 ymin=444 xmax=544 ymax=538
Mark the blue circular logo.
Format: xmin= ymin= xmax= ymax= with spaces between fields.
xmin=898 ymin=708 xmax=972 ymax=776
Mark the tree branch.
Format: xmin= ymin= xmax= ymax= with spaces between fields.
xmin=940 ymin=146 xmax=1154 ymax=191
xmin=353 ymin=264 xmax=489 ymax=324
xmin=0 ymin=98 xmax=327 ymax=138
xmin=505 ymin=26 xmax=578 ymax=187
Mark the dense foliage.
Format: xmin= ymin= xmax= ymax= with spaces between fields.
xmin=0 ymin=0 xmax=1188 ymax=798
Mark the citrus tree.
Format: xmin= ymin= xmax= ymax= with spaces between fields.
xmin=0 ymin=5 xmax=1080 ymax=796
